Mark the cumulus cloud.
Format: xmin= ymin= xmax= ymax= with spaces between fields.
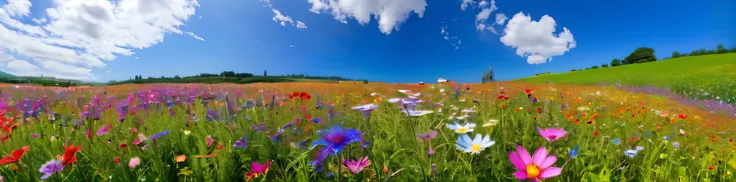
xmin=500 ymin=12 xmax=576 ymax=64
xmin=262 ymin=0 xmax=307 ymax=29
xmin=307 ymin=0 xmax=427 ymax=35
xmin=0 ymin=0 xmax=201 ymax=80
xmin=3 ymin=0 xmax=31 ymax=17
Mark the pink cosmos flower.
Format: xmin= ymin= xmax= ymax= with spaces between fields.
xmin=509 ymin=145 xmax=562 ymax=181
xmin=129 ymin=157 xmax=141 ymax=168
xmin=537 ymin=128 xmax=567 ymax=142
xmin=343 ymin=156 xmax=371 ymax=174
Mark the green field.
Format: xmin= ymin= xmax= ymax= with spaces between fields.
xmin=519 ymin=53 xmax=736 ymax=103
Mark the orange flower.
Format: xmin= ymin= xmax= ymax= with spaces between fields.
xmin=175 ymin=155 xmax=187 ymax=162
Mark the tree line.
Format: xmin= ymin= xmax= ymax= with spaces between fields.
xmin=570 ymin=44 xmax=734 ymax=72
xmin=111 ymin=70 xmax=366 ymax=85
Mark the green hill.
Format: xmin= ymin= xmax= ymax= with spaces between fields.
xmin=0 ymin=71 xmax=15 ymax=78
xmin=519 ymin=53 xmax=736 ymax=103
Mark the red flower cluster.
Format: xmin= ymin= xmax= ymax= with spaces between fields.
xmin=289 ymin=92 xmax=312 ymax=100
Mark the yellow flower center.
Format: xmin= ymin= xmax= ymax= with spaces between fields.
xmin=457 ymin=128 xmax=468 ymax=133
xmin=526 ymin=165 xmax=540 ymax=178
xmin=471 ymin=144 xmax=481 ymax=152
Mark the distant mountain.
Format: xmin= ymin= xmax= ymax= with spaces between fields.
xmin=0 ymin=71 xmax=15 ymax=78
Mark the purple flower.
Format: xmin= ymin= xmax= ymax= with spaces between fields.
xmin=39 ymin=160 xmax=64 ymax=180
xmin=234 ymin=136 xmax=248 ymax=149
xmin=32 ymin=133 xmax=39 ymax=138
xmin=311 ymin=126 xmax=362 ymax=163
xmin=96 ymin=124 xmax=111 ymax=136
xmin=416 ymin=130 xmax=437 ymax=142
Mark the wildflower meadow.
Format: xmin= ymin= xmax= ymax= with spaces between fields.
xmin=0 ymin=82 xmax=733 ymax=182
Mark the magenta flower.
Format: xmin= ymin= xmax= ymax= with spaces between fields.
xmin=509 ymin=145 xmax=562 ymax=181
xmin=537 ymin=127 xmax=567 ymax=142
xmin=96 ymin=124 xmax=111 ymax=136
xmin=343 ymin=157 xmax=371 ymax=174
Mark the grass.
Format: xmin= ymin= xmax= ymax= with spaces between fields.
xmin=0 ymin=82 xmax=734 ymax=181
xmin=518 ymin=53 xmax=736 ymax=104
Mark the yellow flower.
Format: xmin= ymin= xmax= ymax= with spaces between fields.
xmin=182 ymin=130 xmax=191 ymax=135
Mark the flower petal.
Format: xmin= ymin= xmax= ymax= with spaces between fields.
xmin=539 ymin=167 xmax=562 ymax=178
xmin=516 ymin=145 xmax=532 ymax=166
xmin=531 ymin=146 xmax=548 ymax=166
xmin=513 ymin=170 xmax=528 ymax=179
xmin=508 ymin=152 xmax=526 ymax=170
xmin=539 ymin=156 xmax=557 ymax=169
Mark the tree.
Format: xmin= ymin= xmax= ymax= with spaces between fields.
xmin=264 ymin=70 xmax=267 ymax=77
xmin=592 ymin=66 xmax=599 ymax=69
xmin=698 ymin=49 xmax=708 ymax=55
xmin=220 ymin=71 xmax=235 ymax=77
xmin=602 ymin=64 xmax=609 ymax=68
xmin=717 ymin=44 xmax=727 ymax=54
xmin=624 ymin=47 xmax=657 ymax=64
xmin=482 ymin=66 xmax=494 ymax=83
xmin=610 ymin=58 xmax=622 ymax=67
xmin=731 ymin=47 xmax=736 ymax=53
xmin=570 ymin=69 xmax=576 ymax=72
xmin=174 ymin=75 xmax=181 ymax=79
xmin=671 ymin=51 xmax=682 ymax=58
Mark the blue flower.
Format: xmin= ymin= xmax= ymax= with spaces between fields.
xmin=611 ymin=138 xmax=621 ymax=145
xmin=311 ymin=126 xmax=362 ymax=162
xmin=312 ymin=118 xmax=322 ymax=124
xmin=39 ymin=160 xmax=64 ymax=180
xmin=673 ymin=142 xmax=680 ymax=149
xmin=149 ymin=130 xmax=170 ymax=140
xmin=663 ymin=136 xmax=671 ymax=141
xmin=570 ymin=145 xmax=579 ymax=159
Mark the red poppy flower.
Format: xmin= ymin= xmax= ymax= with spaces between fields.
xmin=113 ymin=156 xmax=121 ymax=164
xmin=678 ymin=114 xmax=687 ymax=120
xmin=300 ymin=92 xmax=307 ymax=97
xmin=537 ymin=108 xmax=542 ymax=114
xmin=709 ymin=166 xmax=714 ymax=170
xmin=594 ymin=131 xmax=599 ymax=137
xmin=0 ymin=145 xmax=30 ymax=164
xmin=524 ymin=89 xmax=532 ymax=95
xmin=288 ymin=95 xmax=294 ymax=99
xmin=62 ymin=145 xmax=81 ymax=166
xmin=120 ymin=143 xmax=128 ymax=148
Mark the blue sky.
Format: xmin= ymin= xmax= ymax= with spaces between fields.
xmin=0 ymin=0 xmax=733 ymax=83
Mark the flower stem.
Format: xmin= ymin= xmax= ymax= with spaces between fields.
xmin=407 ymin=116 xmax=428 ymax=182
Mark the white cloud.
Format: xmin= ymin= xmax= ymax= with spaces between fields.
xmin=7 ymin=60 xmax=41 ymax=75
xmin=478 ymin=0 xmax=488 ymax=8
xmin=262 ymin=0 xmax=307 ymax=29
xmin=3 ymin=0 xmax=31 ymax=17
xmin=441 ymin=22 xmax=461 ymax=50
xmin=461 ymin=0 xmax=474 ymax=11
xmin=31 ymin=17 xmax=47 ymax=24
xmin=500 ymin=12 xmax=576 ymax=64
xmin=0 ymin=0 xmax=201 ymax=80
xmin=474 ymin=0 xmax=499 ymax=33
xmin=186 ymin=32 xmax=205 ymax=41
xmin=296 ymin=21 xmax=307 ymax=28
xmin=307 ymin=0 xmax=427 ymax=35
xmin=494 ymin=13 xmax=507 ymax=25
